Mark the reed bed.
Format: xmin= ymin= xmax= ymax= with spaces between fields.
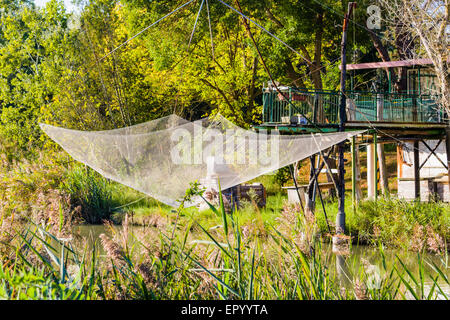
xmin=0 ymin=183 xmax=448 ymax=300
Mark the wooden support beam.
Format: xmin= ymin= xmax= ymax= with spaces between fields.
xmin=335 ymin=1 xmax=356 ymax=236
xmin=421 ymin=140 xmax=448 ymax=170
xmin=419 ymin=140 xmax=443 ymax=170
xmin=315 ymin=173 xmax=331 ymax=233
xmin=311 ymin=155 xmax=320 ymax=206
xmin=325 ymin=147 xmax=338 ymax=198
xmin=374 ymin=132 xmax=378 ymax=201
xmin=446 ymin=127 xmax=450 ymax=187
xmin=352 ymin=136 xmax=356 ymax=209
xmin=351 ymin=137 xmax=362 ymax=206
xmin=413 ymin=141 xmax=420 ymax=200
xmin=305 ymin=155 xmax=317 ymax=214
xmin=367 ymin=143 xmax=376 ymax=199
xmin=377 ymin=143 xmax=389 ymax=195
xmin=306 ymin=149 xmax=335 ymax=198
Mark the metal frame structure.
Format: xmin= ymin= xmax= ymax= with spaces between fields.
xmin=255 ymin=62 xmax=449 ymax=235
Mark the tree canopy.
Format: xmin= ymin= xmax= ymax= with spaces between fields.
xmin=0 ymin=0 xmax=442 ymax=159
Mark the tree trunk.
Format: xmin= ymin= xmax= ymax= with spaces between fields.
xmin=285 ymin=59 xmax=307 ymax=88
xmin=311 ymin=11 xmax=324 ymax=91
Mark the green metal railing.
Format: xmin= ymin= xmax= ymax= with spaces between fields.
xmin=262 ymin=87 xmax=446 ymax=125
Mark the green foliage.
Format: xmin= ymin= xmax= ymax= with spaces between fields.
xmin=313 ymin=195 xmax=450 ymax=251
xmin=0 ymin=0 xmax=73 ymax=157
xmin=0 ymin=184 xmax=449 ymax=300
xmin=62 ymin=166 xmax=113 ymax=223
xmin=353 ymin=198 xmax=449 ymax=249
xmin=271 ymin=166 xmax=291 ymax=188
xmin=0 ymin=0 xmax=378 ymax=157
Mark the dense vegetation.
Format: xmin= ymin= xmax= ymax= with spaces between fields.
xmin=0 ymin=0 xmax=381 ymax=158
xmin=0 ymin=0 xmax=448 ymax=300
xmin=1 ymin=187 xmax=449 ymax=300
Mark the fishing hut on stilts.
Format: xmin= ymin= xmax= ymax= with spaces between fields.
xmin=253 ymin=2 xmax=449 ymax=238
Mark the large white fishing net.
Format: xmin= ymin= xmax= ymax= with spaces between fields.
xmin=40 ymin=114 xmax=364 ymax=207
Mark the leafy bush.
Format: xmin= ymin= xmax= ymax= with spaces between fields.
xmin=328 ymin=197 xmax=449 ymax=251
xmin=62 ymin=166 xmax=113 ymax=224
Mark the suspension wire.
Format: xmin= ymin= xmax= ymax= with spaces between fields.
xmin=310 ymin=133 xmax=341 ymax=197
xmin=216 ymin=0 xmax=364 ymax=115
xmin=206 ymin=0 xmax=215 ymax=59
xmin=99 ymin=0 xmax=196 ymax=62
xmin=310 ymin=0 xmax=446 ymax=71
xmin=230 ymin=0 xmax=323 ymax=132
xmin=187 ymin=0 xmax=206 ymax=53
xmin=315 ymin=174 xmax=332 ymax=233
xmin=281 ymin=1 xmax=376 ymax=90
xmin=217 ymin=0 xmax=313 ymax=65
xmin=111 ymin=196 xmax=148 ymax=210
xmin=308 ymin=133 xmax=339 ymax=233
xmin=65 ymin=0 xmax=441 ymax=159
xmin=59 ymin=0 xmax=195 ymax=99
xmin=176 ymin=0 xmax=207 ymax=115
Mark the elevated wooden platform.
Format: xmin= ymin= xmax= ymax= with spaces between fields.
xmin=253 ymin=121 xmax=448 ymax=140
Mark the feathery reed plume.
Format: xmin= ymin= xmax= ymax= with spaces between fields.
xmin=354 ymin=279 xmax=368 ymax=300
xmin=426 ymin=225 xmax=445 ymax=254
xmin=99 ymin=233 xmax=126 ymax=266
xmin=144 ymin=214 xmax=167 ymax=229
xmin=241 ymin=224 xmax=252 ymax=243
xmin=0 ymin=216 xmax=14 ymax=245
xmin=410 ymin=223 xmax=425 ymax=252
xmin=135 ymin=261 xmax=159 ymax=291
xmin=373 ymin=224 xmax=381 ymax=239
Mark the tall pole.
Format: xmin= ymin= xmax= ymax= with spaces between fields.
xmin=336 ymin=2 xmax=356 ymax=235
xmin=374 ymin=132 xmax=378 ymax=201
xmin=446 ymin=127 xmax=450 ymax=188
xmin=351 ymin=136 xmax=356 ymax=211
xmin=414 ymin=140 xmax=420 ymax=200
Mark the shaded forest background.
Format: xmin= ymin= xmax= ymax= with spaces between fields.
xmin=0 ymin=0 xmax=403 ymax=161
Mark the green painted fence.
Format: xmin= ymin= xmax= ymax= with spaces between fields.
xmin=262 ymin=88 xmax=445 ymax=125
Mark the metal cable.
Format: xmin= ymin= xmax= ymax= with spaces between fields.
xmin=99 ymin=0 xmax=196 ymax=62
xmin=206 ymin=0 xmax=215 ymax=59
xmin=217 ymin=0 xmax=313 ymax=65
xmin=187 ymin=0 xmax=206 ymax=53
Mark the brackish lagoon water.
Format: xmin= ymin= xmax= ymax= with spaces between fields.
xmin=71 ymin=224 xmax=450 ymax=299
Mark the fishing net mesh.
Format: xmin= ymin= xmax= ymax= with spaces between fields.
xmin=40 ymin=114 xmax=364 ymax=207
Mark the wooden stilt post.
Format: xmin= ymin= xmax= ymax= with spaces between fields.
xmin=354 ymin=140 xmax=362 ymax=202
xmin=306 ymin=155 xmax=317 ymax=214
xmin=289 ymin=164 xmax=305 ymax=214
xmin=312 ymin=155 xmax=320 ymax=204
xmin=377 ymin=143 xmax=389 ymax=195
xmin=336 ymin=2 xmax=356 ymax=236
xmin=414 ymin=140 xmax=420 ymax=200
xmin=352 ymin=136 xmax=356 ymax=211
xmin=367 ymin=143 xmax=375 ymax=199
xmin=446 ymin=127 xmax=450 ymax=188
xmin=374 ymin=132 xmax=378 ymax=201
